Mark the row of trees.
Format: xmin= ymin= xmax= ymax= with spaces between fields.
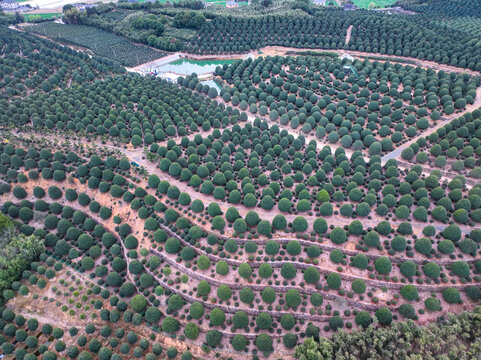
xmin=0 ymin=74 xmax=236 ymax=146
xmin=0 ymin=27 xmax=124 ymax=100
xmin=186 ymin=11 xmax=481 ymax=71
xmin=215 ymin=55 xmax=476 ymax=151
xmin=402 ymin=109 xmax=481 ymax=179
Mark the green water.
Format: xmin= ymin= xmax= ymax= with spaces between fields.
xmin=153 ymin=59 xmax=236 ymax=75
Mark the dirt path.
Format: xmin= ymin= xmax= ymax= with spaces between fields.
xmin=136 ymin=46 xmax=481 ymax=77
xmin=9 ymin=130 xmax=477 ymax=242
xmin=345 ymin=25 xmax=353 ymax=45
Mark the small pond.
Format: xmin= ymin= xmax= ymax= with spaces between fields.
xmin=153 ymin=58 xmax=236 ymax=75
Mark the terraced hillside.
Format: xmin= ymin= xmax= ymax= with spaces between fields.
xmin=1 ymin=7 xmax=481 ymax=360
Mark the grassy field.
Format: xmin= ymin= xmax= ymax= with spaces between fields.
xmin=23 ymin=13 xmax=61 ymax=21
xmin=353 ymin=0 xmax=397 ymax=8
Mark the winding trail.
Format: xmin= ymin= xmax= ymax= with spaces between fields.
xmin=9 ymin=130 xmax=477 ymax=244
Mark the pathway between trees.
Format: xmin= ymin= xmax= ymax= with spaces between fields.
xmin=381 ymin=84 xmax=481 ymax=163
xmin=345 ymin=25 xmax=353 ymax=45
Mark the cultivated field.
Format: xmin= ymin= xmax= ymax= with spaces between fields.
xmin=1 ymin=1 xmax=481 ymax=359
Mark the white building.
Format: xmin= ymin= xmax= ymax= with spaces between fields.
xmin=226 ymin=1 xmax=238 ymax=8
xmin=0 ymin=0 xmax=20 ymax=11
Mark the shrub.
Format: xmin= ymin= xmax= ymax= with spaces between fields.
xmin=256 ymin=333 xmax=273 ymax=352
xmin=281 ymin=313 xmax=296 ymax=330
xmin=292 ymin=217 xmax=308 ymax=232
xmin=189 ymin=302 xmax=204 ymax=319
xmin=209 ymin=308 xmax=225 ymax=326
xmin=197 ymin=281 xmax=211 ymax=296
xmin=238 ymin=263 xmax=253 ymax=278
xmin=232 ymin=334 xmax=247 ymax=351
xmin=162 ymin=317 xmax=179 ymax=334
xmin=130 ymin=295 xmax=147 ymax=313
xmin=437 ymin=240 xmax=455 ymax=254
xmin=414 ymin=238 xmax=432 ymax=255
xmin=328 ymin=316 xmax=344 ymax=331
xmin=265 ymin=240 xmax=280 ymax=255
xmin=206 ymin=330 xmax=222 ymax=347
xmin=216 ymin=261 xmax=229 ymax=276
xmin=310 ymin=218 xmax=328 ymax=236
xmin=326 ymin=272 xmax=341 ymax=290
xmin=258 ymin=263 xmax=273 ymax=279
xmin=376 ymin=221 xmax=391 ymax=235
xmin=225 ymin=207 xmax=240 ymax=222
xmin=399 ymin=304 xmax=416 ymax=319
xmin=233 ymin=218 xmax=247 ymax=234
xmin=197 ymin=255 xmax=211 ymax=270
xmin=281 ymin=262 xmax=297 ymax=279
xmin=451 ymin=261 xmax=470 ymax=278
xmin=283 ymin=333 xmax=298 ymax=348
xmin=13 ymin=186 xmax=27 ymax=199
xmin=261 ymin=287 xmax=276 ymax=304
xmin=401 ymin=285 xmax=419 ymax=301
xmin=425 ymin=297 xmax=441 ymax=311
xmin=165 ymin=237 xmax=181 ymax=254
xmin=399 ymin=260 xmax=417 ymax=278
xmin=443 ymin=225 xmax=462 ymax=242
xmin=351 ymin=279 xmax=366 ymax=294
xmin=233 ymin=311 xmax=249 ymax=329
xmin=286 ymin=240 xmax=301 ymax=255
xmin=391 ymin=235 xmax=407 ymax=252
xmin=466 ymin=286 xmax=481 ymax=300
xmin=351 ymin=253 xmax=368 ymax=269
xmin=257 ymin=220 xmax=272 ymax=235
xmin=330 ymin=249 xmax=343 ymax=264
xmin=303 ymin=267 xmax=320 ymax=284
xmin=375 ymin=307 xmax=392 ymax=325
xmin=395 ymin=205 xmax=410 ymax=219
xmin=423 ymin=262 xmax=441 ymax=278
xmin=442 ymin=287 xmax=461 ymax=304
xmin=256 ymin=312 xmax=273 ymax=329
xmin=364 ymin=231 xmax=380 ymax=248
xmin=431 ymin=206 xmax=447 ymax=221
xmin=374 ymin=257 xmax=392 ymax=274
xmin=184 ymin=323 xmax=199 ymax=340
xmin=348 ymin=220 xmax=363 ymax=235
xmin=458 ymin=238 xmax=477 ymax=255
xmin=272 ymin=214 xmax=287 ymax=230
xmin=145 ymin=307 xmax=161 ymax=324
xmin=168 ymin=295 xmax=184 ymax=311
xmin=330 ymin=227 xmax=347 ymax=244
xmin=211 ymin=215 xmax=225 ymax=230
xmin=285 ymin=289 xmax=301 ymax=308
xmin=355 ymin=311 xmax=372 ymax=328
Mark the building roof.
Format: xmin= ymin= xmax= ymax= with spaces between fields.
xmin=0 ymin=0 xmax=20 ymax=9
xmin=343 ymin=3 xmax=356 ymax=9
xmin=226 ymin=1 xmax=238 ymax=5
xmin=72 ymin=3 xmax=97 ymax=7
xmin=313 ymin=0 xmax=326 ymax=4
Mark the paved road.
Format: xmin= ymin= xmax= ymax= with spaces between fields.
xmin=381 ymin=85 xmax=481 ymax=164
